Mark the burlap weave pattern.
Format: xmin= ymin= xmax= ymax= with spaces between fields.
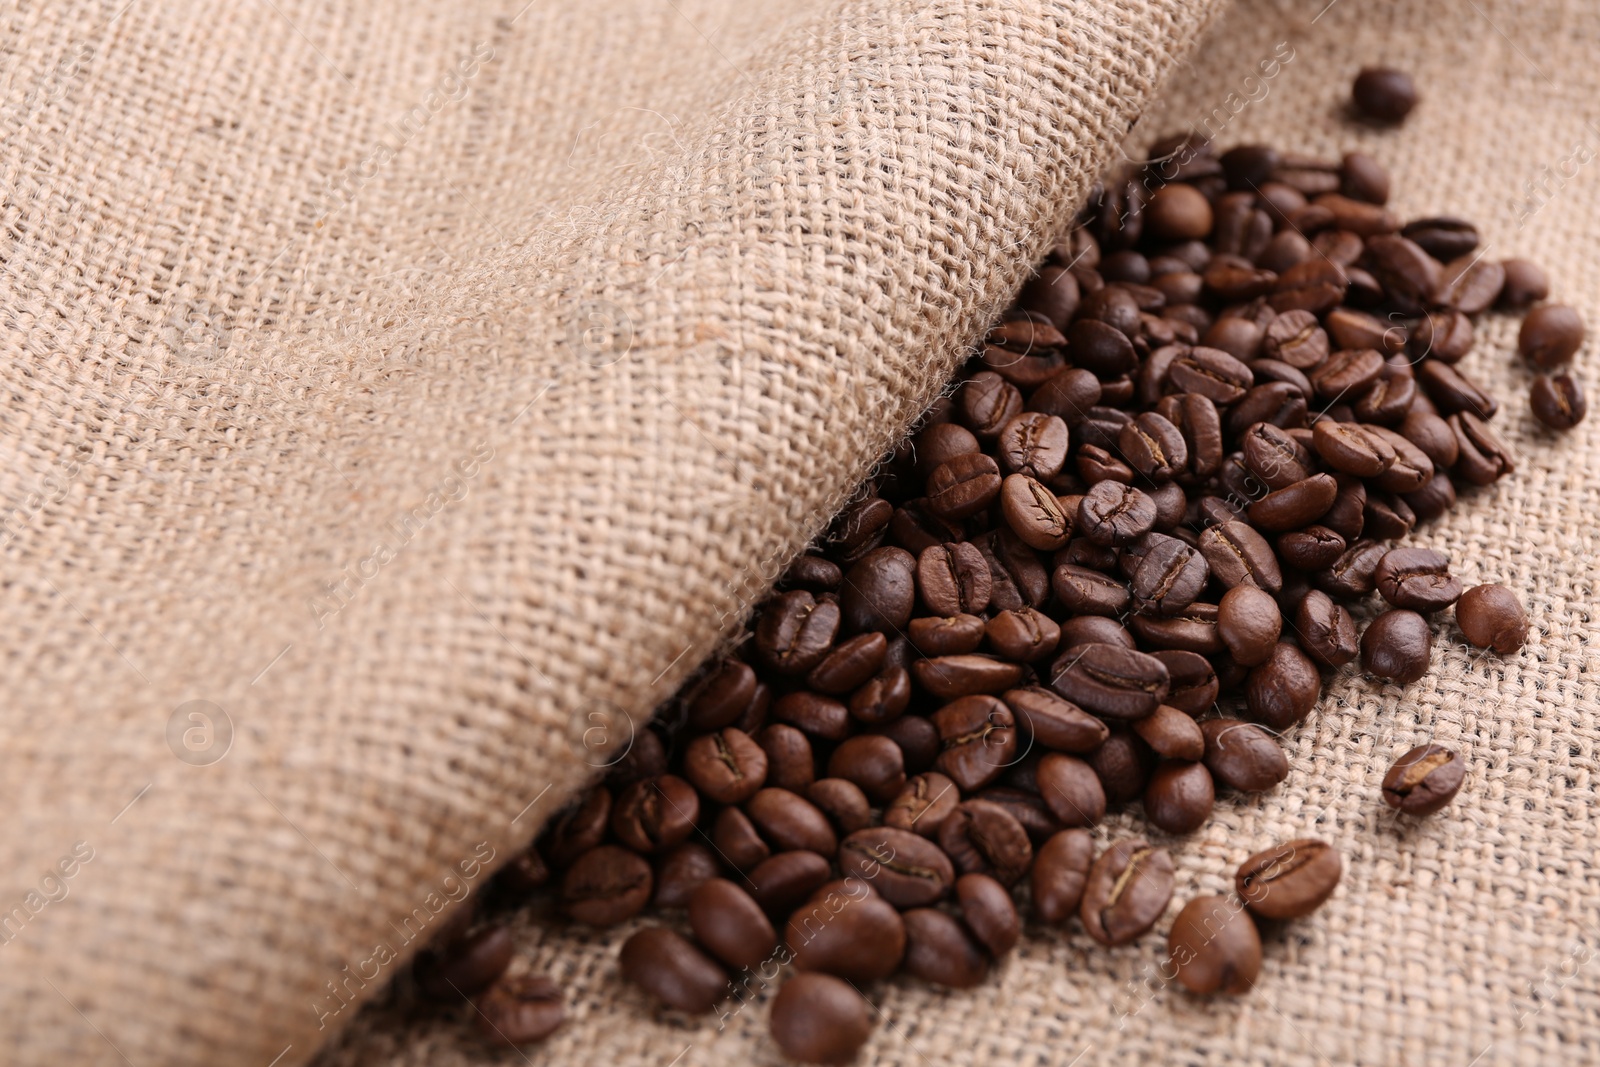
xmin=0 ymin=0 xmax=1222 ymax=1064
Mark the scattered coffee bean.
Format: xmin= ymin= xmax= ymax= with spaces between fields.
xmin=1080 ymin=840 xmax=1175 ymax=946
xmin=900 ymin=907 xmax=989 ymax=988
xmin=561 ymin=846 xmax=652 ymax=926
xmin=1360 ymin=609 xmax=1433 ymax=684
xmin=1531 ymin=372 xmax=1586 ymax=430
xmin=416 ymin=925 xmax=514 ymax=1000
xmin=786 ymin=881 xmax=905 ymax=981
xmin=1456 ymin=583 xmax=1530 ymax=652
xmin=1518 ymin=304 xmax=1585 ymax=369
xmin=474 ymin=973 xmax=565 ymax=1046
xmin=1143 ymin=760 xmax=1215 ymax=834
xmin=1351 ymin=66 xmax=1418 ymax=123
xmin=1167 ymin=896 xmax=1261 ymax=995
xmin=1236 ymin=839 xmax=1343 ymax=920
xmin=769 ymin=973 xmax=873 ymax=1065
xmin=619 ymin=927 xmax=728 ymax=1012
xmin=688 ymin=878 xmax=778 ymax=970
xmin=1382 ymin=744 xmax=1466 ymax=815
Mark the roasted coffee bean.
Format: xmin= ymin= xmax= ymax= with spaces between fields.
xmin=1277 ymin=525 xmax=1347 ymax=571
xmin=1029 ymin=366 xmax=1102 ymax=423
xmin=1450 ymin=411 xmax=1514 ymax=485
xmin=1035 ymin=752 xmax=1107 ymax=828
xmin=1119 ymin=412 xmax=1189 ymax=481
xmin=978 ymin=528 xmax=1051 ymax=610
xmin=927 ymin=452 xmax=1003 ymax=520
xmin=1199 ymin=521 xmax=1283 ymax=594
xmin=1263 ymin=308 xmax=1330 ymax=369
xmin=956 ymin=873 xmax=1020 ymax=956
xmin=1312 ymin=419 xmax=1395 ymax=478
xmin=786 ymin=881 xmax=906 ymax=981
xmin=686 ymin=659 xmax=760 ymax=732
xmin=653 ymin=843 xmax=722 ymax=909
xmin=1363 ymin=490 xmax=1416 ymax=539
xmin=1365 ymin=235 xmax=1440 ymax=312
xmin=1321 ymin=474 xmax=1367 ymax=541
xmin=1248 ymin=472 xmax=1338 ymax=531
xmin=1402 ymin=216 xmax=1478 ymax=261
xmin=1167 ymin=896 xmax=1261 ymax=995
xmin=913 ymin=654 xmax=1026 ymax=699
xmin=1201 ymin=719 xmax=1288 ymax=792
xmin=684 ymin=728 xmax=768 ymax=805
xmin=958 ymin=371 xmax=1024 ymax=438
xmin=1367 ymin=425 xmax=1432 ymax=493
xmin=1456 ymin=583 xmax=1530 ymax=652
xmin=875 ymin=714 xmax=940 ymax=774
xmin=1499 ymin=258 xmax=1550 ymax=307
xmin=1004 ymin=686 xmax=1109 ymax=752
xmin=713 ymin=806 xmax=772 ymax=871
xmin=773 ymin=691 xmax=851 ymax=742
xmin=1409 ymin=308 xmax=1473 ymax=362
xmin=612 ymin=775 xmax=700 ymax=854
xmin=749 ymin=851 xmax=833 ymax=917
xmin=1128 ymin=601 xmax=1223 ymax=655
xmin=1361 ymin=609 xmax=1433 ymax=684
xmin=1131 ymin=703 xmax=1206 ymax=760
xmin=562 ymin=846 xmax=653 ymax=926
xmin=1143 ymin=761 xmax=1214 ymax=834
xmin=827 ymin=496 xmax=892 ymax=563
xmin=1028 ymin=829 xmax=1093 ymax=923
xmin=976 ymin=785 xmax=1062 ymax=842
xmin=1156 ymin=391 xmax=1225 ymax=477
xmin=1236 ymin=839 xmax=1343 ymax=920
xmin=939 ymin=799 xmax=1034 ymax=887
xmin=807 ymin=632 xmax=888 ymax=695
xmin=1419 ymin=361 xmax=1497 ymax=420
xmin=1089 ymin=730 xmax=1152 ymax=803
xmin=805 ymin=778 xmax=871 ymax=834
xmin=900 ymin=907 xmax=989 ymax=988
xmin=416 ymin=925 xmax=514 ymax=1000
xmin=1130 ymin=537 xmax=1209 ymax=616
xmin=932 ymin=695 xmax=1018 ymax=792
xmin=1080 ymin=840 xmax=1175 ymax=946
xmin=1168 ymin=345 xmax=1254 ymax=403
xmin=1400 ymin=410 xmax=1459 ymax=468
xmin=746 ymin=788 xmax=836 ymax=856
xmin=474 ymin=973 xmax=565 ymax=1046
xmin=1000 ymin=474 xmax=1072 ymax=550
xmin=1374 ymin=547 xmax=1461 ymax=612
xmin=1295 ymin=589 xmax=1360 ymax=667
xmin=1315 ymin=539 xmax=1387 ymax=600
xmin=620 ymin=927 xmax=727 ymax=1012
xmin=1217 ymin=584 xmax=1282 ymax=667
xmin=1312 ymin=192 xmax=1397 ymax=234
xmin=1531 ymin=372 xmax=1587 ymax=429
xmin=1052 ymin=562 xmax=1131 ymax=616
xmin=1519 ymin=304 xmax=1585 ymax=368
xmin=1382 ymin=744 xmax=1465 ymax=815
xmin=1019 ymin=263 xmax=1083 ymax=330
xmin=689 ymin=878 xmax=778 ymax=971
xmin=1078 ymin=480 xmax=1159 ymax=547
xmin=913 ymin=421 xmax=981 ymax=476
xmin=1352 ymin=66 xmax=1418 ymax=123
xmin=1340 ymin=150 xmax=1390 ymax=203
xmin=838 ymin=826 xmax=954 ymax=907
xmin=1146 ymin=181 xmax=1214 ymax=239
xmin=840 ymin=547 xmax=916 ymax=634
xmin=1241 ymin=422 xmax=1313 ymax=489
xmin=1150 ymin=649 xmax=1219 ymax=716
xmin=1203 ymin=314 xmax=1266 ymax=361
xmin=756 ymin=592 xmax=840 ymax=676
xmin=757 ymin=724 xmax=816 ymax=791
xmin=882 ymin=771 xmax=963 ymax=841
xmin=825 ymin=734 xmax=907 ymax=804
xmin=1434 ymin=254 xmax=1505 ymax=314
xmin=1245 ymin=641 xmax=1322 ymax=729
xmin=998 ymin=411 xmax=1071 ymax=480
xmin=1070 ymin=317 xmax=1139 ymax=377
xmin=542 ymin=787 xmax=612 ymax=869
xmin=769 ymin=973 xmax=873 ymax=1064
xmin=907 ymin=615 xmax=986 ymax=658
xmin=1270 ymin=258 xmax=1347 ymax=314
xmin=890 ymin=499 xmax=963 ymax=555
xmin=1049 ymin=642 xmax=1169 ymax=720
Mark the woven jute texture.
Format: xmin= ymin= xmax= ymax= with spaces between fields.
xmin=0 ymin=0 xmax=1228 ymax=1064
xmin=311 ymin=1 xmax=1600 ymax=1066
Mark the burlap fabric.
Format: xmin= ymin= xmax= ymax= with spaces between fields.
xmin=5 ymin=0 xmax=1598 ymax=1064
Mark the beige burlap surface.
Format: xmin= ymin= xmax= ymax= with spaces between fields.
xmin=0 ymin=0 xmax=1230 ymax=1064
xmin=310 ymin=1 xmax=1600 ymax=1065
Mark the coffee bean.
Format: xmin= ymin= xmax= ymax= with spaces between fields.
xmin=1199 ymin=520 xmax=1283 ymax=594
xmin=927 ymin=452 xmax=1004 ymax=520
xmin=1128 ymin=600 xmax=1224 ymax=655
xmin=1132 ymin=704 xmax=1206 ymax=760
xmin=1000 ymin=474 xmax=1072 ymax=550
xmin=1143 ymin=761 xmax=1214 ymax=834
xmin=1409 ymin=308 xmax=1473 ymax=363
xmin=1367 ymin=425 xmax=1432 ymax=493
xmin=913 ymin=421 xmax=981 ymax=476
xmin=807 ymin=632 xmax=888 ymax=695
xmin=683 ymin=729 xmax=768 ymax=805
xmin=1218 ymin=585 xmax=1283 ymax=668
xmin=756 ymin=592 xmax=840 ymax=676
xmin=1419 ymin=361 xmax=1497 ymax=420
xmin=786 ymin=880 xmax=905 ymax=981
xmin=1049 ymin=642 xmax=1170 ymax=720
xmin=1245 ymin=641 xmax=1321 ymax=729
xmin=1119 ymin=411 xmax=1189 ymax=482
xmin=932 ymin=695 xmax=1018 ymax=791
xmin=1499 ymin=258 xmax=1550 ymax=308
xmin=746 ymin=788 xmax=836 ymax=856
xmin=1277 ymin=525 xmax=1346 ymax=570
xmin=1052 ymin=562 xmax=1131 ymax=616
xmin=1004 ymin=686 xmax=1109 ymax=752
xmin=620 ymin=927 xmax=727 ymax=1012
xmin=840 ymin=547 xmax=917 ymax=634
xmin=884 ymin=772 xmax=961 ymax=837
xmin=978 ymin=527 xmax=1051 ymax=610
xmin=1312 ymin=418 xmax=1395 ymax=478
xmin=913 ymin=654 xmax=1026 ymax=699
xmin=770 ymin=973 xmax=873 ymax=1065
xmin=890 ymin=499 xmax=963 ymax=555
xmin=1263 ymin=309 xmax=1331 ymax=369
xmin=474 ymin=973 xmax=565 ymax=1045
xmin=1270 ymin=258 xmax=1348 ymax=314
xmin=824 ymin=734 xmax=905 ymax=803
xmin=875 ymin=715 xmax=939 ymax=774
xmin=1166 ymin=896 xmax=1261 ymax=995
xmin=1168 ymin=345 xmax=1254 ymax=404
xmin=1531 ymin=372 xmax=1587 ymax=429
xmin=748 ymin=851 xmax=832 ymax=917
xmin=1352 ymin=66 xmax=1418 ymax=123
xmin=1320 ymin=474 xmax=1367 ymax=541
xmin=757 ymin=724 xmax=816 ymax=791
xmin=1519 ymin=304 xmax=1585 ymax=368
xmin=1248 ymin=472 xmax=1338 ymax=531
xmin=1241 ymin=422 xmax=1313 ymax=489
xmin=959 ymin=371 xmax=1025 ymax=438
xmin=1201 ymin=719 xmax=1288 ymax=792
xmin=1080 ymin=840 xmax=1175 ymax=946
xmin=1340 ymin=150 xmax=1390 ymax=203
xmin=939 ymin=799 xmax=1033 ymax=886
xmin=1035 ymin=752 xmax=1107 ymax=828
xmin=1092 ymin=728 xmax=1155 ymax=803
xmin=1315 ymin=538 xmax=1387 ymax=600
xmin=1456 ymin=583 xmax=1529 ymax=652
xmin=612 ymin=775 xmax=700 ymax=854
xmin=562 ymin=845 xmax=653 ymax=926
xmin=1078 ymin=480 xmax=1158 ymax=547
xmin=804 ymin=779 xmax=871 ymax=834
xmin=1295 ymin=589 xmax=1360 ymax=667
xmin=1236 ymin=839 xmax=1342 ymax=920
xmin=1400 ymin=410 xmax=1459 ymax=468
xmin=1382 ymin=744 xmax=1465 ymax=815
xmin=1365 ymin=235 xmax=1440 ymax=312
xmin=688 ymin=878 xmax=778 ymax=971
xmin=542 ymin=787 xmax=612 ymax=869
xmin=1361 ymin=609 xmax=1433 ymax=684
xmin=416 ymin=925 xmax=514 ymax=999
xmin=773 ymin=691 xmax=851 ymax=742
xmin=1146 ymin=182 xmax=1214 ymax=240
xmin=1029 ymin=366 xmax=1102 ymax=423
xmin=1374 ymin=548 xmax=1461 ymax=612
xmin=901 ymin=907 xmax=989 ymax=988
xmin=1130 ymin=537 xmax=1209 ymax=616
xmin=838 ymin=826 xmax=954 ymax=907
xmin=983 ymin=608 xmax=1060 ymax=663
xmin=712 ymin=806 xmax=772 ymax=871
xmin=907 ymin=614 xmax=986 ymax=658
xmin=653 ymin=842 xmax=723 ymax=909
xmin=685 ymin=659 xmax=759 ymax=732
xmin=1450 ymin=411 xmax=1514 ymax=485
xmin=1401 ymin=216 xmax=1478 ymax=260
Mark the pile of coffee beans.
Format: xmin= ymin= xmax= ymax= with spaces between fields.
xmin=410 ymin=124 xmax=1576 ymax=1061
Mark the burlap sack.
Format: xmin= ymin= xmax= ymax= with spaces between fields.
xmin=5 ymin=0 xmax=1597 ymax=1064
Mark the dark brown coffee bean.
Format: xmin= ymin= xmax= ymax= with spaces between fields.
xmin=907 ymin=614 xmax=986 ymax=658
xmin=653 ymin=842 xmax=723 ymax=909
xmin=1263 ymin=308 xmax=1330 ymax=369
xmin=1130 ymin=703 xmax=1204 ymax=760
xmin=474 ymin=973 xmax=565 ymax=1046
xmin=1277 ymin=525 xmax=1346 ymax=571
xmin=748 ymin=851 xmax=832 ymax=917
xmin=1382 ymin=744 xmax=1465 ymax=816
xmin=1236 ymin=839 xmax=1343 ymax=920
xmin=713 ymin=806 xmax=772 ymax=871
xmin=1077 ymin=480 xmax=1158 ymax=547
xmin=932 ymin=695 xmax=1018 ymax=792
xmin=1320 ymin=474 xmax=1367 ymax=541
xmin=612 ymin=775 xmax=700 ymax=854
xmin=1143 ymin=650 xmax=1213 ymax=717
xmin=1069 ymin=317 xmax=1139 ymax=378
xmin=938 ymin=798 xmax=1033 ymax=887
xmin=1450 ymin=411 xmax=1514 ymax=485
xmin=926 ymin=452 xmax=1003 ymax=520
xmin=1374 ymin=548 xmax=1461 ymax=612
xmin=1365 ymin=234 xmax=1440 ymax=312
xmin=977 ymin=527 xmax=1051 ymax=610
xmin=1217 ymin=585 xmax=1282 ymax=667
xmin=1531 ymin=372 xmax=1587 ymax=430
xmin=1419 ymin=361 xmax=1497 ymax=420
xmin=1128 ymin=601 xmax=1223 ymax=655
xmin=542 ymin=787 xmax=612 ymax=869
xmin=1115 ymin=412 xmax=1185 ymax=482
xmin=999 ymin=474 xmax=1072 ymax=550
xmin=1098 ymin=729 xmax=1157 ymax=803
xmin=1408 ymin=308 xmax=1473 ymax=362
xmin=884 ymin=772 xmax=960 ymax=837
xmin=807 ymin=632 xmax=888 ymax=695
xmin=1167 ymin=895 xmax=1261 ymax=995
xmin=1035 ymin=752 xmax=1107 ymax=828
xmin=874 ymin=714 xmax=940 ymax=775
xmin=1367 ymin=425 xmax=1431 ymax=493
xmin=1241 ymin=422 xmax=1313 ymax=489
xmin=688 ymin=878 xmax=778 ymax=971
xmin=1080 ymin=840 xmax=1175 ymax=946
xmin=889 ymin=499 xmax=962 ymax=555
xmin=1079 ymin=283 xmax=1144 ymax=335
xmin=1049 ymin=642 xmax=1169 ymax=720
xmin=1352 ymin=66 xmax=1418 ymax=122
xmin=1498 ymin=258 xmax=1550 ymax=307
xmin=1146 ymin=181 xmax=1214 ymax=239
xmin=1247 ymin=472 xmax=1337 ymax=532
xmin=1339 ymin=150 xmax=1390 ymax=203
xmin=787 ymin=880 xmax=905 ymax=981
xmin=826 ymin=496 xmax=892 ymax=563
xmin=1402 ymin=216 xmax=1478 ymax=260
xmin=1400 ymin=410 xmax=1459 ymax=468
xmin=416 ymin=925 xmax=514 ymax=1000
xmin=620 ymin=927 xmax=727 ymax=1012
xmin=1028 ymin=366 xmax=1102 ymax=423
xmin=1456 ymin=583 xmax=1529 ymax=652
xmin=756 ymin=592 xmax=840 ymax=676
xmin=1360 ymin=609 xmax=1433 ymax=684
xmin=1519 ymin=304 xmax=1585 ymax=368
xmin=1130 ymin=537 xmax=1209 ymax=616
xmin=1143 ymin=760 xmax=1214 ymax=834
xmin=1002 ymin=686 xmax=1108 ymax=753
xmin=997 ymin=411 xmax=1071 ymax=480
xmin=772 ymin=691 xmax=851 ymax=742
xmin=981 ymin=608 xmax=1057 ymax=663
xmin=757 ymin=724 xmax=816 ymax=791
xmin=958 ymin=371 xmax=1024 ymax=438
xmin=900 ymin=907 xmax=989 ymax=989
xmin=685 ymin=659 xmax=759 ymax=732
xmin=562 ymin=845 xmax=653 ymax=926
xmin=1167 ymin=345 xmax=1254 ymax=403
xmin=1155 ymin=391 xmax=1225 ymax=477
xmin=837 ymin=826 xmax=954 ymax=907
xmin=1199 ymin=520 xmax=1283 ymax=594
xmin=806 ymin=778 xmax=872 ymax=834
xmin=827 ymin=735 xmax=907 ymax=804
xmin=746 ymin=788 xmax=837 ymax=856
xmin=684 ymin=728 xmax=768 ymax=805
xmin=912 ymin=421 xmax=981 ymax=476
xmin=1201 ymin=719 xmax=1288 ymax=792
xmin=840 ymin=547 xmax=916 ymax=634
xmin=1295 ymin=589 xmax=1359 ymax=667
xmin=1312 ymin=419 xmax=1394 ymax=478
xmin=1269 ymin=258 xmax=1346 ymax=314
xmin=1434 ymin=253 xmax=1505 ymax=314
xmin=1051 ymin=562 xmax=1131 ymax=617
xmin=1245 ymin=641 xmax=1322 ymax=729
xmin=1203 ymin=314 xmax=1266 ymax=361
xmin=1028 ymin=829 xmax=1092 ymax=924
xmin=913 ymin=654 xmax=1026 ymax=700
xmin=1315 ymin=538 xmax=1387 ymax=600
xmin=770 ymin=973 xmax=874 ymax=1064
xmin=954 ymin=873 xmax=1019 ymax=957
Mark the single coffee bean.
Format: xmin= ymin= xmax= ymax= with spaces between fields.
xmin=840 ymin=547 xmax=917 ymax=634
xmin=900 ymin=907 xmax=989 ymax=988
xmin=1374 ymin=547 xmax=1462 ymax=612
xmin=1119 ymin=411 xmax=1189 ymax=481
xmin=1143 ymin=760 xmax=1215 ymax=834
xmin=1128 ymin=600 xmax=1224 ymax=655
xmin=1263 ymin=309 xmax=1331 ymax=369
xmin=956 ymin=872 xmax=1020 ymax=956
xmin=1365 ymin=235 xmax=1440 ymax=312
xmin=1236 ymin=838 xmax=1343 ymax=920
xmin=838 ymin=826 xmax=954 ymax=907
xmin=611 ymin=775 xmax=700 ymax=854
xmin=1320 ymin=474 xmax=1367 ymax=541
xmin=1400 ymin=409 xmax=1459 ymax=468
xmin=755 ymin=591 xmax=840 ymax=676
xmin=1078 ymin=480 xmax=1159 ymax=546
xmin=1382 ymin=744 xmax=1466 ymax=815
xmin=757 ymin=724 xmax=816 ymax=791
xmin=1499 ymin=258 xmax=1550 ymax=307
xmin=1269 ymin=257 xmax=1348 ymax=314
xmin=686 ymin=658 xmax=760 ymax=731
xmin=1029 ymin=366 xmax=1102 ymax=422
xmin=562 ymin=845 xmax=653 ymax=926
xmin=1080 ymin=840 xmax=1175 ymax=946
xmin=1531 ymin=372 xmax=1587 ymax=430
xmin=1069 ymin=317 xmax=1139 ymax=377
xmin=746 ymin=789 xmax=837 ymax=856
xmin=907 ymin=615 xmax=986 ymax=657
xmin=769 ymin=973 xmax=873 ymax=1065
xmin=1401 ymin=216 xmax=1477 ymax=260
xmin=1352 ymin=66 xmax=1418 ymax=123
xmin=890 ymin=499 xmax=962 ymax=555
xmin=884 ymin=772 xmax=961 ymax=837
xmin=1167 ymin=895 xmax=1261 ymax=995
xmin=713 ymin=806 xmax=772 ymax=871
xmin=1048 ymin=642 xmax=1170 ymax=720
xmin=958 ymin=371 xmax=1024 ymax=437
xmin=786 ymin=880 xmax=906 ymax=981
xmin=1003 ymin=686 xmax=1109 ymax=753
xmin=939 ymin=799 xmax=1034 ymax=887
xmin=1368 ymin=424 xmax=1432 ymax=493
xmin=927 ymin=452 xmax=1004 ymax=520
xmin=416 ymin=925 xmax=514 ymax=999
xmin=1035 ymin=752 xmax=1107 ymax=828
xmin=975 ymin=786 xmax=1062 ymax=842
xmin=1419 ymin=361 xmax=1498 ymax=420
xmin=1147 ymin=181 xmax=1214 ymax=239
xmin=1361 ymin=609 xmax=1433 ymax=684
xmin=806 ymin=632 xmax=888 ymax=695
xmin=1217 ymin=585 xmax=1283 ymax=667
xmin=1245 ymin=641 xmax=1322 ymax=729
xmin=984 ymin=607 xmax=1060 ymax=664
xmin=688 ymin=878 xmax=778 ymax=971
xmin=1434 ymin=253 xmax=1505 ymax=314
xmin=1240 ymin=421 xmax=1313 ymax=489
xmin=826 ymin=734 xmax=906 ymax=803
xmin=653 ymin=842 xmax=723 ymax=909
xmin=1277 ymin=525 xmax=1346 ymax=571
xmin=1295 ymin=589 xmax=1360 ymax=667
xmin=620 ymin=927 xmax=728 ymax=1012
xmin=978 ymin=527 xmax=1051 ymax=610
xmin=807 ymin=778 xmax=872 ymax=833
xmin=683 ymin=728 xmax=768 ymax=805
xmin=1168 ymin=345 xmax=1255 ymax=404
xmin=1132 ymin=704 xmax=1205 ymax=760
xmin=474 ymin=973 xmax=565 ymax=1046
xmin=998 ymin=411 xmax=1071 ymax=479
xmin=1456 ymin=583 xmax=1530 ymax=652
xmin=1247 ymin=472 xmax=1338 ymax=532
xmin=748 ymin=851 xmax=833 ymax=917
xmin=932 ymin=695 xmax=1018 ymax=792
xmin=875 ymin=714 xmax=940 ymax=775
xmin=1449 ymin=411 xmax=1514 ymax=486
xmin=772 ymin=691 xmax=851 ymax=742
xmin=1130 ymin=536 xmax=1209 ymax=616
xmin=1091 ymin=728 xmax=1154 ymax=803
xmin=1409 ymin=308 xmax=1473 ymax=363
xmin=1199 ymin=520 xmax=1283 ymax=594
xmin=1315 ymin=539 xmax=1388 ymax=600
xmin=1000 ymin=474 xmax=1072 ymax=550
xmin=542 ymin=787 xmax=612 ymax=869
xmin=1031 ymin=828 xmax=1094 ymax=923
xmin=913 ymin=421 xmax=981 ymax=476
xmin=914 ymin=654 xmax=1026 ymax=700
xmin=1052 ymin=562 xmax=1132 ymax=616
xmin=1519 ymin=304 xmax=1585 ymax=368
xmin=1312 ymin=418 xmax=1395 ymax=478
xmin=1201 ymin=719 xmax=1288 ymax=792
